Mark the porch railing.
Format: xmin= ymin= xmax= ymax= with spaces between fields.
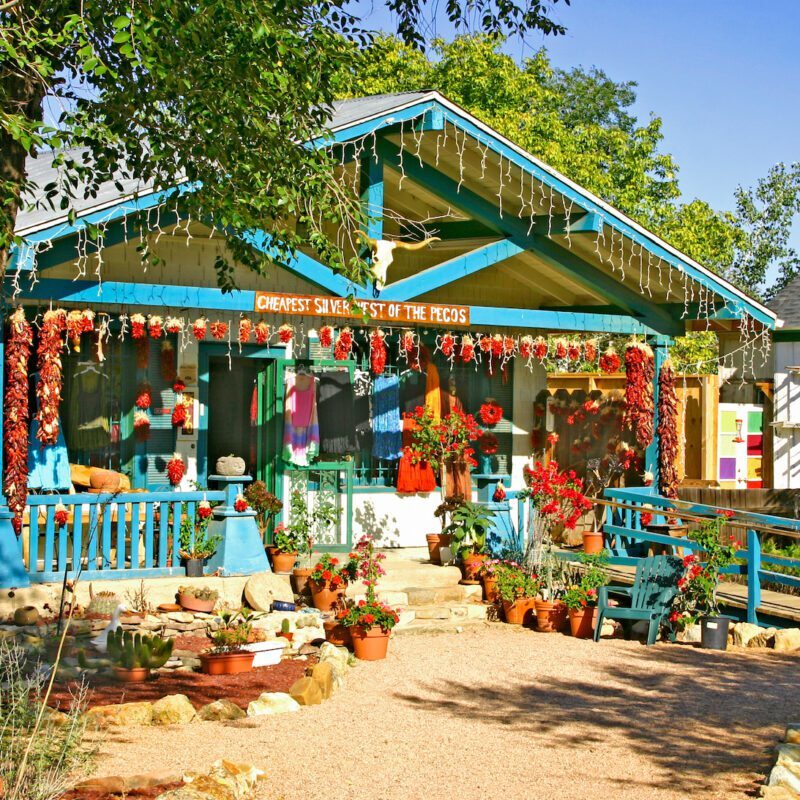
xmin=22 ymin=489 xmax=226 ymax=583
xmin=602 ymin=486 xmax=800 ymax=625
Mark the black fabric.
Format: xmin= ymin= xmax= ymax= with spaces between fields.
xmin=316 ymin=369 xmax=357 ymax=455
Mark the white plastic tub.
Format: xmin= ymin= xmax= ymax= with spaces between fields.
xmin=241 ymin=639 xmax=288 ymax=667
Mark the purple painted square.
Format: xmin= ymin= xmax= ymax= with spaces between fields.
xmin=719 ymin=458 xmax=737 ymax=480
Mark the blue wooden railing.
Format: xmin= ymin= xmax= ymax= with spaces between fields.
xmin=603 ymin=487 xmax=800 ymax=625
xmin=22 ymin=489 xmax=226 ymax=583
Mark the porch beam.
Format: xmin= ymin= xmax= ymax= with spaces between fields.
xmin=380 ymin=239 xmax=524 ymax=301
xmin=377 ymin=139 xmax=682 ymax=336
xmin=8 ymin=278 xmax=660 ymax=334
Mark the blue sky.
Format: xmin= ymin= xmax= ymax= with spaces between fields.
xmin=358 ymin=0 xmax=800 ymax=267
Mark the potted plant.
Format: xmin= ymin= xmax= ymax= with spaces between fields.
xmin=494 ymin=561 xmax=539 ymax=624
xmin=339 ymin=535 xmax=400 ymax=660
xmin=179 ymin=501 xmax=222 ymax=577
xmin=177 ymin=585 xmax=219 ymax=614
xmin=477 ymin=559 xmax=501 ymax=603
xmin=444 ymin=501 xmax=494 ymax=582
xmin=271 ymin=523 xmax=299 ymax=574
xmin=407 ymin=405 xmax=480 ymax=561
xmin=199 ymin=609 xmax=255 ymax=674
xmin=78 ymin=629 xmax=174 ymax=683
xmin=244 ymin=480 xmax=283 ymax=563
xmin=563 ymin=552 xmax=609 ymax=638
xmin=277 ymin=618 xmax=293 ymax=642
xmin=287 ymin=490 xmax=341 ymax=594
xmin=429 ymin=496 xmax=462 ymax=565
xmin=308 ymin=552 xmax=357 ymax=611
xmin=583 ymin=455 xmax=626 ymax=554
xmin=533 ymin=549 xmax=569 ymax=632
xmin=669 ymin=512 xmax=737 ymax=650
xmin=325 ymin=600 xmax=354 ymax=648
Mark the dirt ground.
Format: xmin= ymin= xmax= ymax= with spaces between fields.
xmin=92 ymin=625 xmax=799 ymax=800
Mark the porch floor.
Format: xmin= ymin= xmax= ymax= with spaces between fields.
xmin=91 ymin=625 xmax=798 ymax=800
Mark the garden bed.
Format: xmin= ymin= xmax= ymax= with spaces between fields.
xmin=62 ymin=782 xmax=183 ymax=800
xmin=49 ymin=655 xmax=313 ymax=711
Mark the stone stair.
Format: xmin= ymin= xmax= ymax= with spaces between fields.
xmin=347 ymin=548 xmax=492 ymax=633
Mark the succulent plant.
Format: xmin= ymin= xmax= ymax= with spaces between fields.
xmin=86 ymin=590 xmax=120 ymax=617
xmin=178 ymin=585 xmax=219 ymax=602
xmin=280 ymin=618 xmax=291 ymax=634
xmin=80 ymin=629 xmax=173 ymax=671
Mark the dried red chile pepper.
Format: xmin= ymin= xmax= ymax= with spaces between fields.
xmin=35 ymin=308 xmax=65 ymax=446
xmin=657 ymin=359 xmax=679 ymax=499
xmin=623 ymin=341 xmax=655 ymax=449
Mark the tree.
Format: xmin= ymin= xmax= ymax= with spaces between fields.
xmin=1 ymin=0 xmax=571 ymax=287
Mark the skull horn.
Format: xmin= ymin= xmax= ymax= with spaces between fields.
xmin=393 ymin=236 xmax=441 ymax=251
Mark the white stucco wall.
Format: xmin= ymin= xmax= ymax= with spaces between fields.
xmin=773 ymin=340 xmax=800 ymax=488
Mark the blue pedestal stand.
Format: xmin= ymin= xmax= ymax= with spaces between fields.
xmin=472 ymin=473 xmax=519 ymax=555
xmin=205 ymin=475 xmax=271 ymax=576
xmin=0 ymin=507 xmax=30 ymax=588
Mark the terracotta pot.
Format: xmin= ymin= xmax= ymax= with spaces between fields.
xmin=582 ymin=530 xmax=604 ymax=555
xmin=113 ymin=666 xmax=150 ymax=683
xmin=308 ymin=579 xmax=346 ymax=612
xmin=350 ymin=625 xmax=391 ymax=661
xmin=482 ymin=575 xmax=499 ymax=604
xmin=278 ymin=632 xmax=294 ymax=643
xmin=292 ymin=567 xmax=312 ymax=595
xmin=178 ymin=593 xmax=215 ymax=614
xmin=199 ymin=651 xmax=255 ymax=675
xmin=501 ymin=597 xmax=536 ymax=625
xmin=323 ymin=619 xmax=352 ymax=648
xmin=89 ymin=467 xmax=121 ymax=492
xmin=426 ymin=533 xmax=451 ymax=565
xmin=534 ymin=599 xmax=568 ymax=633
xmin=461 ymin=552 xmax=488 ymax=582
xmin=266 ymin=545 xmax=278 ymax=568
xmin=568 ymin=606 xmax=597 ymax=639
xmin=272 ymin=551 xmax=297 ymax=574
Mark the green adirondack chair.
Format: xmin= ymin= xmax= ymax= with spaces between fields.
xmin=593 ymin=555 xmax=684 ymax=646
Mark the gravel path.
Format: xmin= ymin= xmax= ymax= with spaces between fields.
xmin=94 ymin=626 xmax=799 ymax=799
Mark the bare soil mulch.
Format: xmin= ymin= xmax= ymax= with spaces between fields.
xmin=61 ymin=782 xmax=183 ymax=800
xmin=50 ymin=635 xmax=314 ymax=711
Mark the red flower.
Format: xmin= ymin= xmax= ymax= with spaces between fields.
xmin=362 ymin=613 xmax=375 ymax=625
xmin=322 ymin=570 xmax=332 ymax=581
xmin=330 ymin=557 xmax=339 ymax=565
xmin=479 ymin=401 xmax=503 ymax=426
xmin=331 ymin=574 xmax=343 ymax=586
xmin=234 ymin=498 xmax=248 ymax=513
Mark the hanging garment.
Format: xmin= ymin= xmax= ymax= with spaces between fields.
xmin=371 ymin=374 xmax=403 ymax=461
xmin=28 ymin=417 xmax=72 ymax=491
xmin=397 ymin=417 xmax=437 ymax=494
xmin=317 ymin=370 xmax=357 ymax=455
xmin=67 ymin=368 xmax=109 ymax=452
xmin=400 ymin=369 xmax=426 ymax=416
xmin=282 ymin=372 xmax=320 ymax=466
xmin=425 ymin=362 xmax=442 ymax=421
xmin=353 ymin=369 xmax=372 ymax=452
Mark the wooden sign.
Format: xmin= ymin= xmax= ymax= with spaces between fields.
xmin=254 ymin=292 xmax=470 ymax=327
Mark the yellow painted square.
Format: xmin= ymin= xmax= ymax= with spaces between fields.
xmin=721 ymin=410 xmax=737 ymax=434
xmin=747 ymin=458 xmax=762 ymax=480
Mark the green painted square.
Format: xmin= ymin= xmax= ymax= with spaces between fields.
xmin=721 ymin=410 xmax=737 ymax=434
xmin=719 ymin=435 xmax=737 ymax=458
xmin=748 ymin=411 xmax=763 ymax=433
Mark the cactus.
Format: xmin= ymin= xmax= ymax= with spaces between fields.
xmin=86 ymin=629 xmax=174 ymax=671
xmin=280 ymin=618 xmax=291 ymax=634
xmin=87 ymin=590 xmax=120 ymax=617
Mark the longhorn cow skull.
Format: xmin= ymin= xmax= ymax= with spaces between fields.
xmin=356 ymin=232 xmax=441 ymax=297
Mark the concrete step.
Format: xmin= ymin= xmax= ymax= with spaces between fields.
xmin=393 ymin=617 xmax=492 ymax=636
xmin=345 ymin=560 xmax=463 ymax=594
xmin=393 ymin=601 xmax=490 ymax=629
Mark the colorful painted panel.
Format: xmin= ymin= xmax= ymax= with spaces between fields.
xmin=747 ymin=458 xmax=762 ymax=480
xmin=720 ymin=411 xmax=737 ymax=434
xmin=719 ymin=435 xmax=737 ymax=458
xmin=719 ymin=457 xmax=737 ymax=480
xmin=748 ymin=410 xmax=763 ymax=433
xmin=747 ymin=434 xmax=763 ymax=456
xmin=747 ymin=480 xmax=763 ymax=489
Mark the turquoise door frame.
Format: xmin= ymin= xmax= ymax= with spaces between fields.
xmin=196 ymin=343 xmax=285 ymax=485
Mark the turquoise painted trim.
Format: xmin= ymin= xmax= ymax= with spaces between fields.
xmin=425 ymin=103 xmax=775 ymax=329
xmin=380 ymin=239 xmax=524 ymax=301
xmin=377 ymin=140 xmax=682 ymax=336
xmin=467 ymin=304 xmax=655 ymax=335
xmin=359 ymin=150 xmax=384 ymax=296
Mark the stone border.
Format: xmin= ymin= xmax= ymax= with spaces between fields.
xmin=761 ymin=723 xmax=800 ymax=798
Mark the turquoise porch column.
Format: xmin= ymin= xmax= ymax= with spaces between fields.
xmin=205 ymin=475 xmax=270 ymax=576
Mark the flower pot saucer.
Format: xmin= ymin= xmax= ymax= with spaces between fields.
xmin=459 ymin=579 xmax=480 ymax=585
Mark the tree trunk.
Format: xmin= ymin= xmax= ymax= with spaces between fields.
xmin=1 ymin=71 xmax=46 ymax=279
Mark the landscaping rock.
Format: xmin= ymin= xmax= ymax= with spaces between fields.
xmin=289 ymin=676 xmax=323 ymax=706
xmin=676 ymin=624 xmax=702 ymax=644
xmin=786 ymin=724 xmax=800 ymax=745
xmin=761 ymin=786 xmax=798 ymax=799
xmin=246 ymin=692 xmax=300 ymax=716
xmin=748 ymin=628 xmax=777 ymax=649
xmin=309 ymin=661 xmax=333 ymax=699
xmin=85 ymin=701 xmax=154 ymax=728
xmin=151 ymin=694 xmax=197 ymax=725
xmin=774 ymin=628 xmax=800 ymax=653
xmin=13 ymin=606 xmax=40 ymax=626
xmin=731 ymin=622 xmax=764 ymax=647
xmin=243 ymin=573 xmax=294 ymax=611
xmin=318 ymin=642 xmax=350 ymax=689
xmin=76 ymin=771 xmax=180 ymax=794
xmin=198 ymin=699 xmax=246 ymax=722
xmin=767 ymin=765 xmax=800 ymax=794
xmin=776 ymin=743 xmax=800 ymax=777
xmin=156 ymin=760 xmax=264 ymax=800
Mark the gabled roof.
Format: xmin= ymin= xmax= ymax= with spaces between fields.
xmin=13 ymin=90 xmax=777 ymax=329
xmin=768 ymin=277 xmax=800 ymax=329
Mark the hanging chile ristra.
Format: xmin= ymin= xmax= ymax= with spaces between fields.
xmin=657 ymin=358 xmax=680 ymax=499
xmin=370 ymin=328 xmax=387 ymax=375
xmin=623 ymin=340 xmax=655 ymax=449
xmin=3 ymin=309 xmax=33 ymax=533
xmin=35 ymin=308 xmax=66 ymax=446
